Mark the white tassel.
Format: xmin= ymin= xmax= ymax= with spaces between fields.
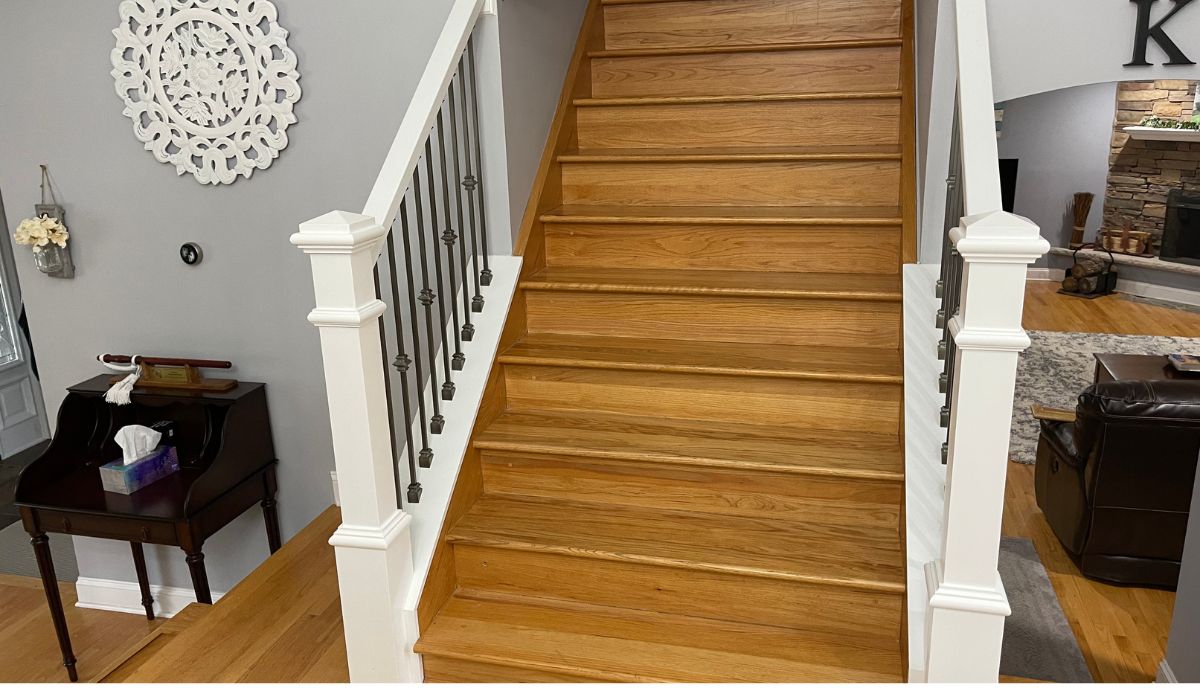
xmin=99 ymin=355 xmax=142 ymax=405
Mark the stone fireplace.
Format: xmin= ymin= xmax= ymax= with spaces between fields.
xmin=1103 ymin=80 xmax=1200 ymax=257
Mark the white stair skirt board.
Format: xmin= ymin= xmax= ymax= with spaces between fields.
xmin=75 ymin=576 xmax=225 ymax=618
xmin=400 ymin=255 xmax=521 ymax=615
xmin=1027 ymin=268 xmax=1200 ymax=307
xmin=903 ymin=263 xmax=948 ymax=683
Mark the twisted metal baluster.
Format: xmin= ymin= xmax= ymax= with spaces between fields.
xmin=413 ymin=168 xmax=445 ymax=434
xmin=425 ymin=140 xmax=456 ymax=402
xmin=399 ymin=203 xmax=434 ymax=467
xmin=386 ymin=219 xmax=427 ymax=493
xmin=466 ymin=37 xmax=493 ymax=287
xmin=457 ymin=55 xmax=485 ymax=311
xmin=367 ymin=265 xmax=410 ymax=506
xmin=448 ymin=75 xmax=476 ymax=340
xmin=436 ymin=107 xmax=466 ymax=371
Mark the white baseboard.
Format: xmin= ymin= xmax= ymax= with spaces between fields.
xmin=75 ymin=576 xmax=225 ymax=618
xmin=1157 ymin=659 xmax=1178 ymax=683
xmin=1028 ymin=268 xmax=1200 ymax=306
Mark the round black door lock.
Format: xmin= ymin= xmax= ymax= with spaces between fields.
xmin=180 ymin=242 xmax=203 ymax=266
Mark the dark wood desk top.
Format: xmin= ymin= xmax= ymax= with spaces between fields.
xmin=1094 ymin=353 xmax=1197 ymax=383
xmin=69 ymin=374 xmax=263 ymax=403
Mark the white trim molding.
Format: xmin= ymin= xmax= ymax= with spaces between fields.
xmin=75 ymin=577 xmax=225 ymax=619
xmin=1157 ymin=659 xmax=1178 ymax=683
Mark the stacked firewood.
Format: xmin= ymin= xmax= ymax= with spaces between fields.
xmin=1061 ymin=257 xmax=1109 ymax=295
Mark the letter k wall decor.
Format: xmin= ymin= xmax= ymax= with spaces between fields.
xmin=1128 ymin=0 xmax=1198 ymax=66
xmin=110 ymin=0 xmax=302 ymax=185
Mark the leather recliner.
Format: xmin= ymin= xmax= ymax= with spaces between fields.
xmin=1035 ymin=380 xmax=1200 ymax=589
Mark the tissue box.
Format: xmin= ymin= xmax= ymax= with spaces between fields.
xmin=99 ymin=446 xmax=180 ymax=495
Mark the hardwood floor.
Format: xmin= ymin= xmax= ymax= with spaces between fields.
xmin=1003 ymin=281 xmax=1199 ymax=683
xmin=0 ymin=573 xmax=156 ymax=682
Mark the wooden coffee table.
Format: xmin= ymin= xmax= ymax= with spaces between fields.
xmin=1094 ymin=353 xmax=1199 ymax=383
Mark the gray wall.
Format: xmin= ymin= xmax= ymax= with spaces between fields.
xmin=1165 ymin=456 xmax=1200 ymax=682
xmin=997 ymin=83 xmax=1117 ymax=260
xmin=0 ymin=0 xmax=456 ymax=594
xmin=499 ymin=0 xmax=589 ymax=239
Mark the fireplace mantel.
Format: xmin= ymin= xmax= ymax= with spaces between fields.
xmin=1048 ymin=247 xmax=1200 ymax=276
xmin=1123 ymin=126 xmax=1200 ymax=143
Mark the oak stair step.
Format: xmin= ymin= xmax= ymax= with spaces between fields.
xmin=474 ymin=411 xmax=904 ymax=481
xmin=449 ymin=495 xmax=904 ymax=591
xmin=574 ymin=91 xmax=903 ymax=107
xmin=559 ymin=145 xmax=902 ymax=163
xmin=416 ymin=593 xmax=904 ymax=682
xmin=541 ymin=204 xmax=903 ymax=226
xmin=520 ymin=268 xmax=902 ymax=300
xmin=500 ymin=334 xmax=902 ymax=383
xmin=588 ymin=38 xmax=902 ymax=59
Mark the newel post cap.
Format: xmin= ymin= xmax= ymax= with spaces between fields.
xmin=952 ymin=210 xmax=1050 ymax=263
xmin=291 ymin=210 xmax=387 ymax=253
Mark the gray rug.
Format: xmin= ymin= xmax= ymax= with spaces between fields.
xmin=999 ymin=537 xmax=1093 ymax=683
xmin=0 ymin=520 xmax=77 ymax=581
xmin=1009 ymin=331 xmax=1200 ymax=464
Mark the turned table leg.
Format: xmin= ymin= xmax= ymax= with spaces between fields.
xmin=262 ymin=496 xmax=282 ymax=554
xmin=31 ymin=532 xmax=77 ymax=682
xmin=184 ymin=547 xmax=213 ymax=605
xmin=130 ymin=542 xmax=155 ymax=620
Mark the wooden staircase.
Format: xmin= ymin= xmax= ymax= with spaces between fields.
xmin=415 ymin=0 xmax=915 ymax=682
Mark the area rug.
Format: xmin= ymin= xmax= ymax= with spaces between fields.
xmin=0 ymin=520 xmax=77 ymax=581
xmin=1009 ymin=331 xmax=1200 ymax=464
xmin=999 ymin=537 xmax=1093 ymax=683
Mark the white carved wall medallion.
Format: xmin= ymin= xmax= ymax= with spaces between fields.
xmin=111 ymin=0 xmax=301 ymax=185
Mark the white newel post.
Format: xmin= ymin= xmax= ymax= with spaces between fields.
xmin=924 ymin=210 xmax=1049 ymax=682
xmin=292 ymin=211 xmax=420 ymax=683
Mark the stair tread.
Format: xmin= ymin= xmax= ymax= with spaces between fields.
xmin=451 ymin=495 xmax=903 ymax=590
xmin=475 ymin=411 xmax=904 ymax=480
xmin=589 ymin=38 xmax=902 ymax=59
xmin=416 ymin=593 xmax=903 ymax=682
xmin=576 ymin=91 xmax=903 ymax=107
xmin=520 ymin=267 xmax=902 ymax=300
xmin=560 ymin=145 xmax=902 ymax=162
xmin=541 ymin=204 xmax=903 ymax=225
xmin=500 ymin=333 xmax=902 ymax=382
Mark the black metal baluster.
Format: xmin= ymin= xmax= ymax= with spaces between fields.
xmin=425 ymin=140 xmax=457 ymax=401
xmin=448 ymin=76 xmax=476 ymax=341
xmin=399 ymin=204 xmax=435 ymax=467
xmin=466 ymin=37 xmax=493 ymax=287
xmin=436 ymin=108 xmax=466 ymax=371
xmin=458 ymin=56 xmax=485 ymax=311
xmin=413 ymin=168 xmax=446 ymax=434
xmin=385 ymin=224 xmax=425 ymax=496
xmin=373 ymin=265 xmax=414 ymax=506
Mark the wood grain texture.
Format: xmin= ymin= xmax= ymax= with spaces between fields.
xmin=577 ymin=96 xmax=902 ymax=149
xmin=94 ymin=605 xmax=210 ymax=683
xmin=562 ymin=158 xmax=902 ymax=207
xmin=525 ymin=290 xmax=902 ymax=347
xmin=453 ymin=545 xmax=903 ymax=636
xmin=591 ymin=45 xmax=901 ymax=98
xmin=522 ymin=267 xmax=902 ymax=299
xmin=475 ymin=411 xmax=905 ymax=481
xmin=545 ymin=221 xmax=902 ymax=273
xmin=502 ymin=364 xmax=901 ymax=433
xmin=603 ymin=0 xmax=902 ymax=49
xmin=416 ymin=594 xmax=904 ymax=682
xmin=543 ymin=203 xmax=904 ymax=225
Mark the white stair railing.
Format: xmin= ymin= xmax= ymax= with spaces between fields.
xmin=919 ymin=0 xmax=1050 ymax=681
xmin=290 ymin=0 xmax=518 ymax=682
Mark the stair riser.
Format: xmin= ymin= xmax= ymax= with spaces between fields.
xmin=453 ymin=546 xmax=903 ymax=638
xmin=480 ymin=452 xmax=901 ymax=529
xmin=561 ymin=160 xmax=901 ymax=208
xmin=502 ymin=365 xmax=901 ymax=433
xmin=544 ymin=222 xmax=902 ymax=273
xmin=603 ymin=0 xmax=903 ymax=50
xmin=576 ymin=98 xmax=901 ymax=150
xmin=524 ymin=290 xmax=902 ymax=348
xmin=591 ymin=46 xmax=901 ymax=99
xmin=422 ymin=656 xmax=588 ymax=682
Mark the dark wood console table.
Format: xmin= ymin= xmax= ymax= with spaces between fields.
xmin=13 ymin=375 xmax=279 ymax=681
